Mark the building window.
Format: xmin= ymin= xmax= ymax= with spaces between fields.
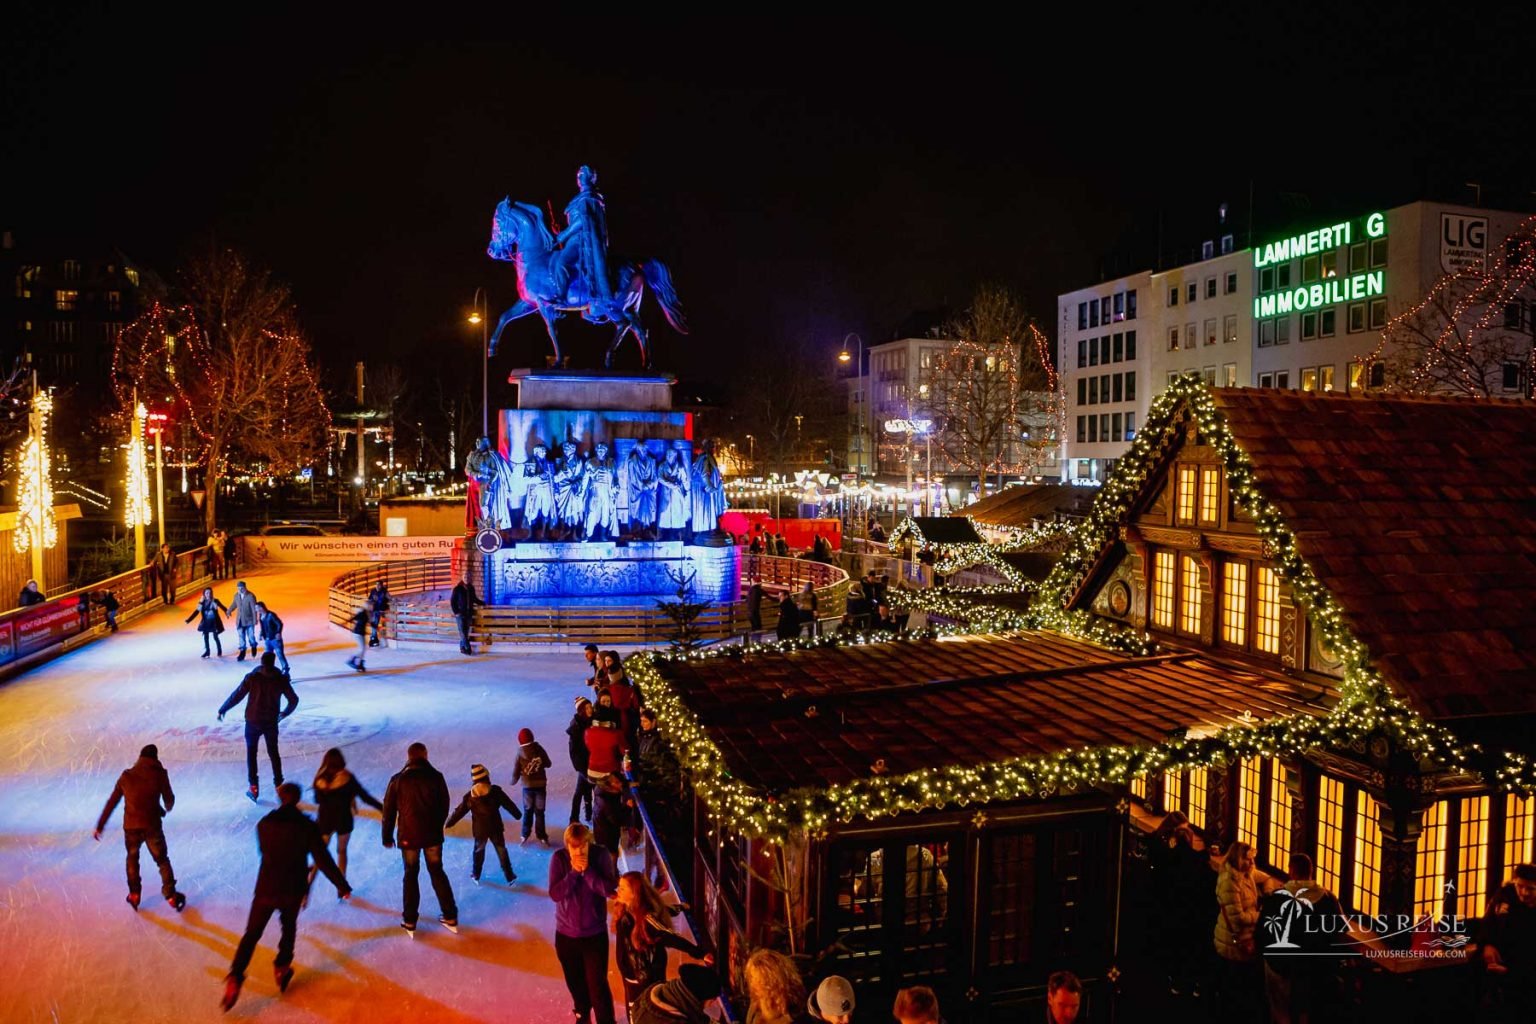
xmin=1100 ymin=413 xmax=1110 ymax=441
xmin=1369 ymin=298 xmax=1388 ymax=330
xmin=1186 ymin=322 xmax=1196 ymax=349
xmin=1502 ymin=362 xmax=1524 ymax=392
xmin=1255 ymin=567 xmax=1282 ymax=655
xmin=1168 ymin=327 xmax=1180 ymax=352
xmin=1126 ymin=331 xmax=1137 ymax=359
xmin=1223 ymin=314 xmax=1238 ymax=344
xmin=1127 ymin=290 xmax=1137 ymax=319
xmin=1301 ymin=312 xmax=1317 ymax=340
xmin=1259 ymin=320 xmax=1275 ymax=347
xmin=1225 ymin=271 xmax=1238 ymax=295
xmin=1206 ymin=277 xmax=1217 ymax=299
xmin=1350 ymin=241 xmax=1368 ymax=272
xmin=1347 ymin=362 xmax=1364 ymax=393
xmin=1169 ymin=286 xmax=1179 ymax=307
xmin=1188 ymin=767 xmax=1209 ymax=832
xmin=1223 ymin=363 xmax=1238 ymax=388
xmin=1301 ymin=255 xmax=1319 ymax=284
xmin=1348 ymin=303 xmax=1366 ymax=333
xmin=1090 ymin=302 xmax=1099 ymax=329
xmin=1506 ymin=795 xmax=1536 ymax=871
xmin=1237 ymin=757 xmax=1262 ymax=849
xmin=1204 ymin=318 xmax=1218 ymax=346
xmin=1221 ymin=561 xmax=1248 ymax=646
xmin=1269 ymin=759 xmax=1294 ymax=869
xmin=1188 ymin=283 xmax=1198 ymax=304
xmin=1077 ymin=379 xmax=1087 ymax=405
xmin=1131 ymin=774 xmax=1148 ymax=800
xmin=1202 ymin=241 xmax=1215 ymax=260
xmin=107 ymin=290 xmax=122 ymax=311
xmin=1169 ymin=371 xmax=1180 ymax=387
xmin=1457 ymin=796 xmax=1491 ymax=919
xmin=1113 ymin=333 xmax=1124 ymax=362
xmin=1111 ymin=412 xmax=1122 ymax=442
xmin=1152 ymin=551 xmax=1175 ymax=629
xmin=1369 ymin=363 xmax=1385 ymax=388
xmin=1077 ymin=340 xmax=1087 ymax=368
xmin=1078 ymin=303 xmax=1088 ymax=330
xmin=1112 ymin=374 xmax=1123 ymax=403
xmin=1100 ymin=337 xmax=1111 ymax=363
xmin=1319 ymin=366 xmax=1335 ymax=392
xmin=1278 ymin=264 xmax=1292 ymax=289
xmin=1258 ymin=372 xmax=1274 ymax=389
xmin=1276 ymin=370 xmax=1290 ymax=390
xmin=1354 ymin=792 xmax=1383 ymax=917
xmin=1321 ymin=251 xmax=1339 ymax=279
xmin=1100 ymin=374 xmax=1110 ymax=402
xmin=1277 ymin=317 xmax=1291 ymax=344
xmin=1087 ymin=416 xmax=1098 ymax=443
xmin=1176 ymin=465 xmax=1197 ymax=524
xmin=1221 ymin=234 xmax=1234 ymax=254
xmin=1163 ymin=769 xmax=1184 ymax=815
xmin=1126 ymin=371 xmax=1136 ymax=402
xmin=62 ymin=259 xmax=80 ymax=280
xmin=1202 ymin=366 xmax=1217 ymax=386
xmin=1415 ymin=800 xmax=1450 ymax=920
xmin=1370 ymin=237 xmax=1388 ymax=268
xmin=1076 ymin=416 xmax=1086 ymax=444
xmin=1503 ymin=302 xmax=1524 ymax=330
xmin=1301 ymin=368 xmax=1319 ymax=393
xmin=1101 ymin=296 xmax=1111 ymax=324
xmin=1114 ymin=292 xmax=1125 ymax=320
xmin=1125 ymin=412 xmax=1135 ymax=439
xmin=1316 ymin=775 xmax=1347 ymax=894
xmin=1089 ymin=339 xmax=1099 ymax=366
xmin=55 ymin=289 xmax=78 ymax=311
xmin=1259 ymin=267 xmax=1274 ymax=292
xmin=1199 ymin=467 xmax=1220 ymax=526
xmin=1089 ymin=377 xmax=1098 ymax=404
xmin=1320 ymin=309 xmax=1336 ymax=337
xmin=1179 ymin=554 xmax=1202 ymax=636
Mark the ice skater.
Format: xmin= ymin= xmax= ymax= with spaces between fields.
xmin=230 ymin=580 xmax=260 ymax=661
xmin=93 ymin=589 xmax=120 ymax=632
xmin=218 ymin=651 xmax=299 ymax=801
xmin=550 ymin=822 xmax=618 ymax=1024
xmin=345 ymin=605 xmax=368 ymax=672
xmin=567 ymin=696 xmax=596 ymax=825
xmin=93 ymin=743 xmax=187 ymax=912
xmin=445 ymin=763 xmax=522 ymax=884
xmin=513 ymin=727 xmax=552 ymax=846
xmin=256 ymin=601 xmax=289 ymax=674
xmin=220 ymin=782 xmax=351 ymax=1012
xmin=382 ymin=742 xmax=458 ymax=935
xmin=367 ymin=581 xmax=391 ymax=647
xmin=155 ymin=542 xmax=176 ymax=605
xmin=450 ymin=575 xmax=482 ymax=655
xmin=187 ymin=586 xmax=229 ymax=658
xmin=307 ymin=747 xmax=382 ymax=900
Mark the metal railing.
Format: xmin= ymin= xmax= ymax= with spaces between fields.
xmin=328 ymin=552 xmax=849 ymax=646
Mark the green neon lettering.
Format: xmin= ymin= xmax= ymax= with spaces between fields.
xmin=1350 ymin=275 xmax=1365 ymax=300
xmin=1339 ymin=222 xmax=1352 ymax=245
xmin=1330 ymin=279 xmax=1346 ymax=304
xmin=1366 ymin=212 xmax=1385 ymax=238
xmin=1319 ymin=227 xmax=1333 ymax=249
xmin=1309 ymin=284 xmax=1325 ymax=307
xmin=1367 ymin=271 xmax=1384 ymax=296
xmin=1291 ymin=288 xmax=1308 ymax=311
xmin=1276 ymin=290 xmax=1295 ymax=314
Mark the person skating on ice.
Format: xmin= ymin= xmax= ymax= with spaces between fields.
xmin=256 ymin=601 xmax=289 ymax=674
xmin=450 ymin=575 xmax=482 ymax=655
xmin=346 ymin=605 xmax=368 ymax=672
xmin=306 ymin=747 xmax=382 ymax=902
xmin=567 ymin=696 xmax=596 ymax=825
xmin=187 ymin=586 xmax=229 ymax=658
xmin=382 ymin=742 xmax=458 ymax=935
xmin=512 ymin=727 xmax=552 ymax=846
xmin=220 ymin=782 xmax=351 ymax=1012
xmin=218 ymin=651 xmax=299 ymax=801
xmin=444 ymin=763 xmax=522 ymax=884
xmin=228 ymin=580 xmax=260 ymax=661
xmin=94 ymin=743 xmax=187 ymax=912
xmin=367 ymin=581 xmax=391 ymax=647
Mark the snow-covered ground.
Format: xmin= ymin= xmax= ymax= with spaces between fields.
xmin=0 ymin=565 xmax=623 ymax=1023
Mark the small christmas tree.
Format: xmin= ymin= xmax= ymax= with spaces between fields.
xmin=655 ymin=566 xmax=711 ymax=651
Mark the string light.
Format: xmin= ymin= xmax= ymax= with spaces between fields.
xmin=14 ymin=389 xmax=57 ymax=555
xmin=125 ymin=402 xmax=152 ymax=529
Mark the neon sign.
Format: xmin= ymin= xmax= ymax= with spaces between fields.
xmin=1254 ymin=272 xmax=1385 ymax=318
xmin=1254 ymin=211 xmax=1385 ymax=269
xmin=1252 ymin=211 xmax=1388 ymax=319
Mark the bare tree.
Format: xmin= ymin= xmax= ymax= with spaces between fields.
xmin=112 ymin=249 xmax=330 ymax=530
xmin=928 ymin=286 xmax=1053 ymax=492
xmin=735 ymin=334 xmax=845 ymax=478
xmin=1369 ymin=218 xmax=1536 ymax=397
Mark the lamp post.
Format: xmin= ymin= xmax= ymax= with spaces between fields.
xmin=838 ymin=333 xmax=866 ymax=535
xmin=467 ymin=288 xmax=490 ymax=438
xmin=745 ymin=433 xmax=754 ymax=471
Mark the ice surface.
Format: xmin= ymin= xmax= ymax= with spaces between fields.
xmin=0 ymin=566 xmax=652 ymax=1023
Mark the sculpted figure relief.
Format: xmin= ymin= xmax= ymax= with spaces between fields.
xmin=583 ymin=442 xmax=619 ymax=541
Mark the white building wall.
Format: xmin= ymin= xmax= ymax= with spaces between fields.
xmin=1058 ymin=271 xmax=1152 ymax=482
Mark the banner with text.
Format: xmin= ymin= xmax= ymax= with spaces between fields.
xmin=242 ymin=535 xmax=462 ymax=563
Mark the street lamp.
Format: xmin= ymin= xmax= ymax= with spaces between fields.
xmin=745 ymin=433 xmax=755 ymax=470
xmin=468 ymin=289 xmax=489 ymax=438
xmin=837 ymin=333 xmax=866 ymax=479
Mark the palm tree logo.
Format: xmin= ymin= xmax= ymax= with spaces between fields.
xmin=1262 ymin=888 xmax=1315 ymax=949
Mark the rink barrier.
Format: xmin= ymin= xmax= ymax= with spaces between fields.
xmin=326 ymin=553 xmax=849 ymax=646
xmin=0 ymin=545 xmax=216 ymax=679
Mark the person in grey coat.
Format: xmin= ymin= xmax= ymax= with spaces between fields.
xmin=94 ymin=743 xmax=187 ymax=912
xmin=230 ymin=581 xmax=261 ymax=661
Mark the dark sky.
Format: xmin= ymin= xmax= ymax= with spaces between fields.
xmin=5 ymin=10 xmax=1534 ymax=397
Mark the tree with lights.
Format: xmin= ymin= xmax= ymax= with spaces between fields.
xmin=1367 ymin=215 xmax=1536 ymax=397
xmin=112 ymin=249 xmax=330 ymax=530
xmin=927 ymin=286 xmax=1057 ymax=494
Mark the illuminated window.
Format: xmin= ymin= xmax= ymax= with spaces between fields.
xmin=1163 ymin=769 xmax=1184 ymax=815
xmin=1505 ymin=794 xmax=1536 ymax=872
xmin=1188 ymin=767 xmax=1209 ymax=832
xmin=1131 ymin=775 xmax=1148 ymax=800
xmin=1269 ymin=759 xmax=1292 ymax=868
xmin=55 ymin=289 xmax=78 ymax=311
xmin=1237 ymin=758 xmax=1262 ymax=848
xmin=1354 ymin=791 xmax=1382 ymax=917
xmin=1151 ymin=551 xmax=1175 ymax=629
xmin=1415 ymin=800 xmax=1450 ymax=920
xmin=1315 ymin=775 xmax=1346 ymax=893
xmin=1176 ymin=465 xmax=1197 ymax=523
xmin=1458 ymin=796 xmax=1490 ymax=919
xmin=1222 ymin=561 xmax=1249 ymax=646
xmin=1180 ymin=555 xmax=1203 ymax=635
xmin=1255 ymin=567 xmax=1282 ymax=655
xmin=1199 ymin=467 xmax=1220 ymax=526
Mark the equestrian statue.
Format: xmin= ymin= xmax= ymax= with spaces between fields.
xmin=486 ymin=166 xmax=687 ymax=369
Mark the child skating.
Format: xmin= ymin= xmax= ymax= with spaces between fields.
xmin=444 ymin=764 xmax=522 ymax=885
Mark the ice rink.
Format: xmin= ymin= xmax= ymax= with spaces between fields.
xmin=1 ymin=565 xmax=623 ymax=1023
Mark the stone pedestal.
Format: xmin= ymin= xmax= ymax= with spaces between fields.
xmin=508 ymin=369 xmax=677 ymax=412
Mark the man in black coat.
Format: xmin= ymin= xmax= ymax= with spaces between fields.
xmin=382 ymin=741 xmax=458 ymax=934
xmin=94 ymin=743 xmax=187 ymax=911
xmin=449 ymin=577 xmax=482 ymax=655
xmin=217 ymin=652 xmax=299 ymax=801
xmin=567 ymin=696 xmax=595 ymax=825
xmin=220 ymin=782 xmax=350 ymax=1012
xmin=367 ymin=581 xmax=391 ymax=647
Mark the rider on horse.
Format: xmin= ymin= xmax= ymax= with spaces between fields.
xmin=552 ymin=165 xmax=613 ymax=322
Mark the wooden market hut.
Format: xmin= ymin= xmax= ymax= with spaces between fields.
xmin=634 ymin=379 xmax=1536 ymax=1019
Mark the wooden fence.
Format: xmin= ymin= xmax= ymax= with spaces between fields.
xmin=328 ymin=553 xmax=849 ymax=646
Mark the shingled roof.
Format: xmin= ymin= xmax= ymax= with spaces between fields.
xmin=653 ymin=632 xmax=1334 ymax=793
xmin=1209 ymin=390 xmax=1536 ymax=720
xmin=956 ymin=484 xmax=1087 ymax=528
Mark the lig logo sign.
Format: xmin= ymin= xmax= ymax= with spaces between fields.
xmin=1253 ymin=212 xmax=1387 ymax=319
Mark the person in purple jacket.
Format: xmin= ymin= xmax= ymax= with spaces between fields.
xmin=550 ymin=821 xmax=619 ymax=1024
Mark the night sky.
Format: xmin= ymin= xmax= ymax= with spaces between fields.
xmin=5 ymin=11 xmax=1533 ymax=398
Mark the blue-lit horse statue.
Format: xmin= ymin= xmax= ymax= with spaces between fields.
xmin=486 ymin=198 xmax=687 ymax=369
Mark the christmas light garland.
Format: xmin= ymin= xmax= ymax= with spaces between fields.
xmin=15 ymin=389 xmax=57 ymax=555
xmin=627 ymin=375 xmax=1532 ymax=843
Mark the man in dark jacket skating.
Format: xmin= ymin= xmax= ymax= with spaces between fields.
xmin=450 ymin=577 xmax=482 ymax=655
xmin=94 ymin=743 xmax=187 ymax=912
xmin=218 ymin=652 xmax=299 ymax=801
xmin=367 ymin=581 xmax=391 ymax=647
xmin=445 ymin=763 xmax=522 ymax=883
xmin=220 ymin=781 xmax=351 ymax=1012
xmin=382 ymin=741 xmax=458 ymax=934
